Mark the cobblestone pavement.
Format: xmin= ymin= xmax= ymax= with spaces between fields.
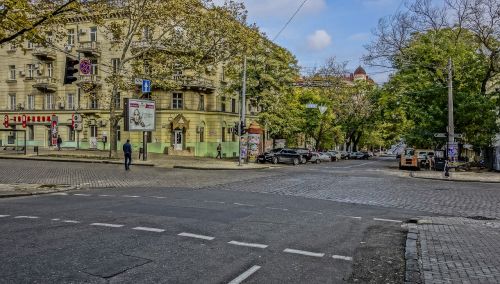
xmin=418 ymin=217 xmax=500 ymax=284
xmin=0 ymin=159 xmax=276 ymax=189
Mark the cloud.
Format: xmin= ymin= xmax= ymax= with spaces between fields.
xmin=348 ymin=32 xmax=369 ymax=41
xmin=307 ymin=30 xmax=331 ymax=51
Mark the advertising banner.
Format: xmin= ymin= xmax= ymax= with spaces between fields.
xmin=248 ymin=133 xmax=260 ymax=162
xmin=124 ymin=98 xmax=156 ymax=131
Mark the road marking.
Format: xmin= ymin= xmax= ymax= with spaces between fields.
xmin=51 ymin=218 xmax=61 ymax=221
xmin=300 ymin=210 xmax=323 ymax=215
xmin=228 ymin=241 xmax=268 ymax=249
xmin=90 ymin=223 xmax=124 ymax=228
xmin=338 ymin=215 xmax=362 ymax=220
xmin=204 ymin=200 xmax=225 ymax=204
xmin=50 ymin=193 xmax=68 ymax=196
xmin=228 ymin=265 xmax=261 ymax=284
xmin=283 ymin=248 xmax=325 ymax=258
xmin=123 ymin=195 xmax=140 ymax=198
xmin=14 ymin=216 xmax=39 ymax=219
xmin=373 ymin=218 xmax=403 ymax=223
xmin=178 ymin=232 xmax=214 ymax=240
xmin=150 ymin=196 xmax=166 ymax=199
xmin=0 ymin=215 xmax=10 ymax=218
xmin=62 ymin=220 xmax=80 ymax=223
xmin=99 ymin=194 xmax=115 ymax=197
xmin=234 ymin=203 xmax=255 ymax=207
xmin=74 ymin=194 xmax=91 ymax=196
xmin=265 ymin=207 xmax=289 ymax=211
xmin=133 ymin=227 xmax=165 ymax=233
xmin=332 ymin=255 xmax=353 ymax=261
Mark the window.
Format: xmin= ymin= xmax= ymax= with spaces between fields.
xmin=143 ymin=27 xmax=151 ymax=41
xmin=199 ymin=127 xmax=204 ymax=142
xmin=46 ymin=32 xmax=53 ymax=43
xmin=9 ymin=94 xmax=16 ymax=110
xmin=27 ymin=64 xmax=35 ymax=79
xmin=111 ymin=58 xmax=120 ymax=74
xmin=114 ymin=92 xmax=121 ymax=109
xmin=231 ymin=98 xmax=236 ymax=113
xmin=172 ymin=93 xmax=183 ymax=109
xmin=67 ymin=94 xmax=74 ymax=110
xmin=90 ymin=27 xmax=97 ymax=42
xmin=90 ymin=125 xmax=98 ymax=137
xmin=90 ymin=98 xmax=98 ymax=109
xmin=68 ymin=127 xmax=75 ymax=141
xmin=47 ymin=63 xmax=53 ymax=77
xmin=91 ymin=59 xmax=98 ymax=75
xmin=67 ymin=29 xmax=75 ymax=45
xmin=9 ymin=65 xmax=16 ymax=80
xmin=27 ymin=41 xmax=34 ymax=49
xmin=221 ymin=127 xmax=226 ymax=142
xmin=27 ymin=95 xmax=35 ymax=110
xmin=116 ymin=125 xmax=121 ymax=141
xmin=173 ymin=69 xmax=182 ymax=80
xmin=28 ymin=125 xmax=34 ymax=141
xmin=221 ymin=97 xmax=226 ymax=112
xmin=45 ymin=94 xmax=54 ymax=110
xmin=198 ymin=94 xmax=205 ymax=111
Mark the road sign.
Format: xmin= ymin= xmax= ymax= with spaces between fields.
xmin=79 ymin=58 xmax=91 ymax=75
xmin=134 ymin=78 xmax=143 ymax=85
xmin=142 ymin=79 xmax=151 ymax=93
xmin=306 ymin=103 xmax=317 ymax=108
xmin=318 ymin=105 xmax=327 ymax=114
xmin=434 ymin=133 xmax=447 ymax=138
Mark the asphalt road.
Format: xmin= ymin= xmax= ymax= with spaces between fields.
xmin=0 ymin=157 xmax=497 ymax=283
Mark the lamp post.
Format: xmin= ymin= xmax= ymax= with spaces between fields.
xmin=239 ymin=56 xmax=247 ymax=166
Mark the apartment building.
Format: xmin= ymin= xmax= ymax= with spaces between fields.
xmin=0 ymin=20 xmax=261 ymax=158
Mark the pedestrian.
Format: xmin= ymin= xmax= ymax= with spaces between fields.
xmin=216 ymin=143 xmax=222 ymax=159
xmin=56 ymin=135 xmax=62 ymax=151
xmin=123 ymin=139 xmax=132 ymax=170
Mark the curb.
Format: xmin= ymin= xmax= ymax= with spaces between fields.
xmin=409 ymin=173 xmax=500 ymax=184
xmin=0 ymin=156 xmax=155 ymax=167
xmin=405 ymin=223 xmax=422 ymax=284
xmin=173 ymin=165 xmax=271 ymax=170
xmin=0 ymin=187 xmax=75 ymax=198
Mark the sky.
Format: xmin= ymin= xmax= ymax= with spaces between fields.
xmin=237 ymin=0 xmax=404 ymax=83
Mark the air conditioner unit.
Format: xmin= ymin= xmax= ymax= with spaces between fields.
xmin=79 ymin=29 xmax=87 ymax=35
xmin=58 ymin=102 xmax=65 ymax=109
xmin=19 ymin=71 xmax=25 ymax=76
xmin=64 ymin=45 xmax=73 ymax=52
xmin=34 ymin=64 xmax=40 ymax=69
xmin=36 ymin=69 xmax=43 ymax=75
xmin=99 ymin=120 xmax=107 ymax=127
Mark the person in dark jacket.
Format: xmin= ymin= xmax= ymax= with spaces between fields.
xmin=56 ymin=135 xmax=62 ymax=151
xmin=123 ymin=139 xmax=132 ymax=170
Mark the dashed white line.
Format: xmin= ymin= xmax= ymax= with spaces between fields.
xmin=228 ymin=241 xmax=268 ymax=249
xmin=73 ymin=194 xmax=91 ymax=196
xmin=283 ymin=248 xmax=325 ymax=258
xmin=62 ymin=220 xmax=80 ymax=223
xmin=0 ymin=215 xmax=10 ymax=218
xmin=133 ymin=227 xmax=165 ymax=233
xmin=228 ymin=265 xmax=261 ymax=284
xmin=123 ymin=195 xmax=140 ymax=198
xmin=204 ymin=200 xmax=225 ymax=204
xmin=14 ymin=216 xmax=39 ymax=219
xmin=338 ymin=215 xmax=362 ymax=220
xmin=90 ymin=223 xmax=124 ymax=228
xmin=234 ymin=203 xmax=255 ymax=207
xmin=373 ymin=218 xmax=403 ymax=223
xmin=150 ymin=196 xmax=166 ymax=199
xmin=99 ymin=194 xmax=115 ymax=197
xmin=300 ymin=210 xmax=323 ymax=215
xmin=265 ymin=207 xmax=289 ymax=211
xmin=178 ymin=232 xmax=214 ymax=240
xmin=332 ymin=255 xmax=353 ymax=261
xmin=51 ymin=218 xmax=61 ymax=221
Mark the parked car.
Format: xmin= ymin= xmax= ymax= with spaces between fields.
xmin=326 ymin=151 xmax=342 ymax=161
xmin=318 ymin=152 xmax=332 ymax=162
xmin=291 ymin=148 xmax=312 ymax=164
xmin=339 ymin=151 xmax=349 ymax=159
xmin=309 ymin=152 xmax=321 ymax=164
xmin=257 ymin=148 xmax=301 ymax=165
xmin=351 ymin=151 xmax=369 ymax=159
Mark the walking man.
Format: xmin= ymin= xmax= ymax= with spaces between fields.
xmin=216 ymin=143 xmax=222 ymax=159
xmin=56 ymin=135 xmax=62 ymax=151
xmin=123 ymin=139 xmax=132 ymax=170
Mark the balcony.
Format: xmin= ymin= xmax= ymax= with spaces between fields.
xmin=173 ymin=75 xmax=215 ymax=93
xmin=76 ymin=41 xmax=101 ymax=57
xmin=32 ymin=76 xmax=58 ymax=92
xmin=32 ymin=46 xmax=57 ymax=61
xmin=77 ymin=74 xmax=102 ymax=87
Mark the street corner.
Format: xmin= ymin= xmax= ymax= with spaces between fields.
xmin=0 ymin=183 xmax=75 ymax=198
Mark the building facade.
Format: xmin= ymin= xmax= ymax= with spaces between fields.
xmin=0 ymin=20 xmax=259 ymax=158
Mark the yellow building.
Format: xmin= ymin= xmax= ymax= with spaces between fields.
xmin=0 ymin=20 xmax=259 ymax=158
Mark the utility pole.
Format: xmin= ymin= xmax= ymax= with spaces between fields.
xmin=239 ymin=56 xmax=247 ymax=166
xmin=447 ymin=57 xmax=454 ymax=162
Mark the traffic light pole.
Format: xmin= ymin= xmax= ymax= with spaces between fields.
xmin=239 ymin=56 xmax=247 ymax=166
xmin=447 ymin=58 xmax=454 ymax=162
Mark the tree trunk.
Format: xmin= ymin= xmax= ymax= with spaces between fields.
xmin=108 ymin=87 xmax=119 ymax=159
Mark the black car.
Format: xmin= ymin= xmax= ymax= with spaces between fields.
xmin=291 ymin=148 xmax=312 ymax=164
xmin=257 ymin=148 xmax=301 ymax=165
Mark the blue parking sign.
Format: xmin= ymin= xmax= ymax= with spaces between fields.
xmin=142 ymin=79 xmax=151 ymax=93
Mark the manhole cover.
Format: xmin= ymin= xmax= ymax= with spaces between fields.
xmin=466 ymin=216 xmax=496 ymax=221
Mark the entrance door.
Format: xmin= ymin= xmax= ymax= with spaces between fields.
xmin=174 ymin=130 xmax=183 ymax=150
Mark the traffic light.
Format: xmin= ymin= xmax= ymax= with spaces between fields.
xmin=64 ymin=57 xmax=79 ymax=84
xmin=3 ymin=115 xmax=9 ymax=128
xmin=22 ymin=115 xmax=27 ymax=128
xmin=240 ymin=121 xmax=247 ymax=135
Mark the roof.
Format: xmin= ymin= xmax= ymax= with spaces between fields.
xmin=354 ymin=66 xmax=366 ymax=75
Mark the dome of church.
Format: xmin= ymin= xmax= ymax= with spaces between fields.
xmin=354 ymin=66 xmax=367 ymax=75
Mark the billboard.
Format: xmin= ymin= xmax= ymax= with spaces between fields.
xmin=124 ymin=98 xmax=156 ymax=131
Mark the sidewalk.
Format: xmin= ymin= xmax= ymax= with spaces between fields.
xmin=0 ymin=183 xmax=74 ymax=198
xmin=408 ymin=217 xmax=500 ymax=283
xmin=0 ymin=148 xmax=271 ymax=170
xmin=410 ymin=170 xmax=500 ymax=183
